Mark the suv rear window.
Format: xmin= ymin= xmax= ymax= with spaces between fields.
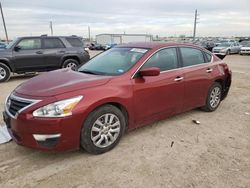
xmin=43 ymin=38 xmax=65 ymax=49
xmin=66 ymin=37 xmax=83 ymax=47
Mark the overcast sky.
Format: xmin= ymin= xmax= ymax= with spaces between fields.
xmin=0 ymin=0 xmax=250 ymax=39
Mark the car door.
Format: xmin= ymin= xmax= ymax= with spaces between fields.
xmin=235 ymin=42 xmax=240 ymax=53
xmin=42 ymin=38 xmax=66 ymax=69
xmin=12 ymin=38 xmax=44 ymax=71
xmin=179 ymin=47 xmax=214 ymax=112
xmin=132 ymin=48 xmax=185 ymax=126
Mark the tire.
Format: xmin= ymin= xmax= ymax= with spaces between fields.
xmin=81 ymin=105 xmax=126 ymax=154
xmin=62 ymin=59 xmax=79 ymax=71
xmin=201 ymin=82 xmax=222 ymax=112
xmin=0 ymin=63 xmax=11 ymax=82
xmin=226 ymin=50 xmax=230 ymax=55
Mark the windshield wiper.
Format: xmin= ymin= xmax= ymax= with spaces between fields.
xmin=79 ymin=69 xmax=106 ymax=75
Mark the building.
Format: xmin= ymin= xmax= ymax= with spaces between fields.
xmin=96 ymin=33 xmax=153 ymax=45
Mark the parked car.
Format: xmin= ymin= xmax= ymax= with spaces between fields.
xmin=239 ymin=40 xmax=250 ymax=47
xmin=89 ymin=43 xmax=105 ymax=51
xmin=195 ymin=41 xmax=215 ymax=51
xmin=0 ymin=42 xmax=6 ymax=49
xmin=3 ymin=42 xmax=231 ymax=154
xmin=0 ymin=36 xmax=90 ymax=82
xmin=104 ymin=43 xmax=117 ymax=50
xmin=212 ymin=42 xmax=240 ymax=55
xmin=240 ymin=43 xmax=250 ymax=55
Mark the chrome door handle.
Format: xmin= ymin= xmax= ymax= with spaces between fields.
xmin=206 ymin=68 xmax=213 ymax=73
xmin=174 ymin=76 xmax=184 ymax=81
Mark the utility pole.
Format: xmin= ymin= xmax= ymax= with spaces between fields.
xmin=49 ymin=21 xmax=53 ymax=36
xmin=0 ymin=2 xmax=9 ymax=43
xmin=193 ymin=9 xmax=198 ymax=41
xmin=88 ymin=26 xmax=90 ymax=42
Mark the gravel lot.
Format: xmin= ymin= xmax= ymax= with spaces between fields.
xmin=0 ymin=52 xmax=249 ymax=188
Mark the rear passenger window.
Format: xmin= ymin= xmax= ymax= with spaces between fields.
xmin=142 ymin=48 xmax=178 ymax=71
xmin=66 ymin=37 xmax=83 ymax=47
xmin=205 ymin=52 xmax=212 ymax=62
xmin=180 ymin=47 xmax=205 ymax=67
xmin=43 ymin=38 xmax=65 ymax=49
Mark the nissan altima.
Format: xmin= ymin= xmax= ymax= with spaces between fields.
xmin=3 ymin=42 xmax=232 ymax=154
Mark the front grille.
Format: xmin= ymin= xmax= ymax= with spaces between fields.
xmin=6 ymin=95 xmax=34 ymax=117
xmin=9 ymin=98 xmax=32 ymax=116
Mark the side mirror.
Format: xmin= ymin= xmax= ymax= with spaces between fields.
xmin=139 ymin=67 xmax=160 ymax=77
xmin=14 ymin=46 xmax=21 ymax=51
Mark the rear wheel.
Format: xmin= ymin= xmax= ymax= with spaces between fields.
xmin=62 ymin=59 xmax=79 ymax=70
xmin=81 ymin=105 xmax=126 ymax=154
xmin=201 ymin=82 xmax=222 ymax=112
xmin=0 ymin=63 xmax=11 ymax=82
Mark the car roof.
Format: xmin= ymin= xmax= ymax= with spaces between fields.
xmin=116 ymin=42 xmax=201 ymax=50
xmin=17 ymin=36 xmax=81 ymax=39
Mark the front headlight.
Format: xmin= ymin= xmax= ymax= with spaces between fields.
xmin=33 ymin=96 xmax=83 ymax=118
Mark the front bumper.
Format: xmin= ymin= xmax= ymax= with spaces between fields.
xmin=240 ymin=50 xmax=250 ymax=54
xmin=213 ymin=52 xmax=227 ymax=56
xmin=2 ymin=110 xmax=84 ymax=152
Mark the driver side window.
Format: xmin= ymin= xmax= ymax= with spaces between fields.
xmin=17 ymin=38 xmax=41 ymax=50
xmin=142 ymin=48 xmax=178 ymax=71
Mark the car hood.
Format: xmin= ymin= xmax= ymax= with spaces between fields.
xmin=15 ymin=69 xmax=112 ymax=97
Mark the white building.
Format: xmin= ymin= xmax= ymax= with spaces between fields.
xmin=96 ymin=33 xmax=153 ymax=45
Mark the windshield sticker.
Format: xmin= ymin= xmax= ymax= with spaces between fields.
xmin=118 ymin=69 xmax=124 ymax=73
xmin=130 ymin=48 xmax=148 ymax=53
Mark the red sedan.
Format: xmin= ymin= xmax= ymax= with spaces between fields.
xmin=3 ymin=42 xmax=232 ymax=154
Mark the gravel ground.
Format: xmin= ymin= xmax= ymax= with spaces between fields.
xmin=0 ymin=53 xmax=249 ymax=188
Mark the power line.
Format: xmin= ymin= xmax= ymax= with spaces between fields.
xmin=0 ymin=2 xmax=9 ymax=43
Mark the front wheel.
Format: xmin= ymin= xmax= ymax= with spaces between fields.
xmin=201 ymin=82 xmax=222 ymax=112
xmin=0 ymin=63 xmax=11 ymax=82
xmin=81 ymin=105 xmax=126 ymax=154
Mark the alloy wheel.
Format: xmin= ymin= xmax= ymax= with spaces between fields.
xmin=209 ymin=86 xmax=221 ymax=108
xmin=91 ymin=113 xmax=121 ymax=148
xmin=66 ymin=62 xmax=77 ymax=70
xmin=0 ymin=67 xmax=6 ymax=80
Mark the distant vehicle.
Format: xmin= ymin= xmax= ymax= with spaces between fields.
xmin=239 ymin=40 xmax=250 ymax=47
xmin=3 ymin=42 xmax=231 ymax=154
xmin=0 ymin=42 xmax=7 ymax=49
xmin=196 ymin=41 xmax=215 ymax=51
xmin=212 ymin=42 xmax=240 ymax=56
xmin=240 ymin=43 xmax=250 ymax=55
xmin=104 ymin=43 xmax=117 ymax=50
xmin=0 ymin=36 xmax=90 ymax=82
xmin=89 ymin=43 xmax=105 ymax=51
xmin=214 ymin=39 xmax=237 ymax=47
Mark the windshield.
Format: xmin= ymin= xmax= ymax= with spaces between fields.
xmin=5 ymin=38 xmax=19 ymax=49
xmin=78 ymin=47 xmax=148 ymax=76
xmin=246 ymin=43 xmax=250 ymax=47
xmin=218 ymin=42 xmax=231 ymax=47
